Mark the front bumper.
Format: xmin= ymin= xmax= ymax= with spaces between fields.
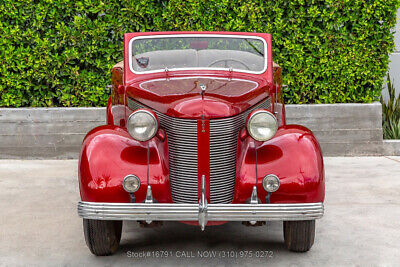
xmin=77 ymin=201 xmax=324 ymax=223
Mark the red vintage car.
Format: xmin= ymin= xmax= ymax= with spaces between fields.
xmin=77 ymin=32 xmax=325 ymax=255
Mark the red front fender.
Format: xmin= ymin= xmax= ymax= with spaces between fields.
xmin=78 ymin=125 xmax=172 ymax=203
xmin=233 ymin=125 xmax=325 ymax=204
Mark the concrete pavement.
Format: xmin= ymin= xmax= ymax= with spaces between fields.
xmin=0 ymin=157 xmax=399 ymax=266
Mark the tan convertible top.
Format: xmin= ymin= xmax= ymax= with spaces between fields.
xmin=113 ymin=61 xmax=124 ymax=69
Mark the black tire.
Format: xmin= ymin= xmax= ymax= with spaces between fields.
xmin=83 ymin=219 xmax=122 ymax=256
xmin=283 ymin=220 xmax=315 ymax=252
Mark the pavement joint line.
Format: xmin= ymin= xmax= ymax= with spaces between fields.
xmin=326 ymin=202 xmax=400 ymax=205
xmin=384 ymin=156 xmax=400 ymax=164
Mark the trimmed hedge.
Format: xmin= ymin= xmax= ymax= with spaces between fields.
xmin=1 ymin=0 xmax=399 ymax=107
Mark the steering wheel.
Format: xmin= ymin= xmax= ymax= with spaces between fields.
xmin=207 ymin=59 xmax=250 ymax=70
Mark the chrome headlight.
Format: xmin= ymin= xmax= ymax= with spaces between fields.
xmin=127 ymin=110 xmax=158 ymax=141
xmin=123 ymin=175 xmax=141 ymax=193
xmin=247 ymin=110 xmax=278 ymax=141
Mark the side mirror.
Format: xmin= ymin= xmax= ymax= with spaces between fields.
xmin=105 ymin=85 xmax=112 ymax=92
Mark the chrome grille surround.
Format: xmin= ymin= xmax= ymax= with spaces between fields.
xmin=128 ymin=98 xmax=270 ymax=204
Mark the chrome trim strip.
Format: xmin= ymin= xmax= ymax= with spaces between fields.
xmin=139 ymin=76 xmax=259 ymax=92
xmin=78 ymin=201 xmax=324 ymax=221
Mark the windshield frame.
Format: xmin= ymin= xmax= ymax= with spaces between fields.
xmin=128 ymin=34 xmax=268 ymax=75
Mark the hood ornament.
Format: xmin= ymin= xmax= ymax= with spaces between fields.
xmin=200 ymin=83 xmax=206 ymax=99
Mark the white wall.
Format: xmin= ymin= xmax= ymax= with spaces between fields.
xmin=383 ymin=9 xmax=400 ymax=100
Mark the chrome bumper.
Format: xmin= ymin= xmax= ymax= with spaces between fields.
xmin=77 ymin=201 xmax=324 ymax=223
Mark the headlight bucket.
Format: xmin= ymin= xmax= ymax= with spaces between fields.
xmin=127 ymin=109 xmax=158 ymax=141
xmin=246 ymin=110 xmax=278 ymax=141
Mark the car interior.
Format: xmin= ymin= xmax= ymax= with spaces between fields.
xmin=131 ymin=49 xmax=265 ymax=72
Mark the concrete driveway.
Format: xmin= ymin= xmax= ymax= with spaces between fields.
xmin=0 ymin=157 xmax=399 ymax=266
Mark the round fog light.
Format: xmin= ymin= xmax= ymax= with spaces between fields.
xmin=263 ymin=174 xmax=280 ymax=193
xmin=123 ymin=175 xmax=141 ymax=193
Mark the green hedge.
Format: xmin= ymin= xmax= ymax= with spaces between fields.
xmin=1 ymin=0 xmax=399 ymax=107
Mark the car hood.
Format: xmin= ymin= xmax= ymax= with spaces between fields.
xmin=126 ymin=75 xmax=271 ymax=119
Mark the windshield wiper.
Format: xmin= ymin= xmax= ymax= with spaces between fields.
xmin=245 ymin=39 xmax=264 ymax=57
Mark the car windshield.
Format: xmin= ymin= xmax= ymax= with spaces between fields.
xmin=130 ymin=35 xmax=266 ymax=74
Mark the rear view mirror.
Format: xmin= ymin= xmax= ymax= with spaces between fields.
xmin=190 ymin=41 xmax=208 ymax=50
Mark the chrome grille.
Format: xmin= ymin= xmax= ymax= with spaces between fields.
xmin=128 ymin=98 xmax=270 ymax=203
xmin=209 ymin=100 xmax=270 ymax=203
